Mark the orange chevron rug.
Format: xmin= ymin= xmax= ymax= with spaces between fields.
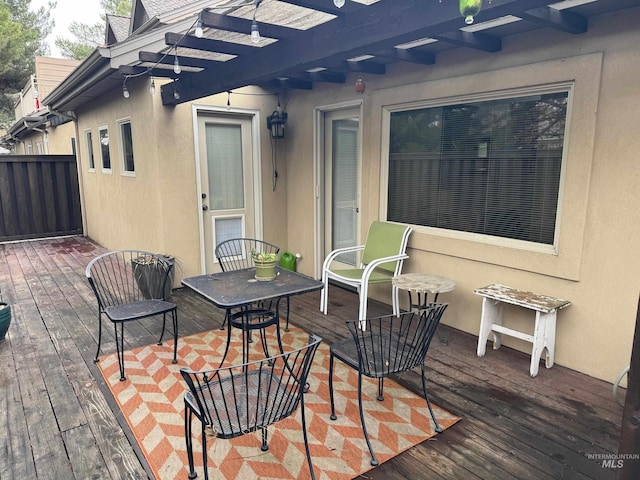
xmin=97 ymin=325 xmax=460 ymax=480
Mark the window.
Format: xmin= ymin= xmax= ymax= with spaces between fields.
xmin=98 ymin=125 xmax=111 ymax=171
xmin=387 ymin=90 xmax=568 ymax=246
xmin=85 ymin=130 xmax=95 ymax=170
xmin=118 ymin=118 xmax=135 ymax=174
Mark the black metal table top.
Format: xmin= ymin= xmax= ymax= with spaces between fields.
xmin=182 ymin=267 xmax=323 ymax=309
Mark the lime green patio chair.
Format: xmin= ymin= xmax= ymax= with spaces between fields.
xmin=320 ymin=221 xmax=412 ymax=324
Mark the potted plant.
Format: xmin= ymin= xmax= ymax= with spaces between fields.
xmin=250 ymin=249 xmax=278 ymax=281
xmin=0 ymin=302 xmax=11 ymax=340
xmin=132 ymin=254 xmax=175 ymax=299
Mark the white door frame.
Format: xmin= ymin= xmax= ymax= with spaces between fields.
xmin=192 ymin=104 xmax=263 ymax=274
xmin=313 ymin=99 xmax=363 ymax=278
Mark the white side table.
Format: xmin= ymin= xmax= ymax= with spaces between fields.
xmin=393 ymin=273 xmax=456 ymax=344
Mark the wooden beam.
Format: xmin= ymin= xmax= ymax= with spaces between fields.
xmin=260 ymin=78 xmax=313 ymax=90
xmin=301 ymin=70 xmax=346 ymax=84
xmin=337 ymin=60 xmax=386 ymax=75
xmin=118 ymin=65 xmax=180 ymax=79
xmin=433 ymin=31 xmax=502 ymax=52
xmin=517 ymin=7 xmax=587 ymax=34
xmin=161 ymin=0 xmax=562 ymax=105
xmin=200 ymin=11 xmax=300 ymax=39
xmin=375 ymin=48 xmax=435 ymax=66
xmin=139 ymin=51 xmax=223 ymax=69
xmin=277 ymin=0 xmax=362 ymax=16
xmin=165 ymin=32 xmax=255 ymax=56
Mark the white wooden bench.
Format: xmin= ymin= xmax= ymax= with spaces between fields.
xmin=474 ymin=284 xmax=571 ymax=377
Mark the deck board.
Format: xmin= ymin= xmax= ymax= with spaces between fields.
xmin=0 ymin=236 xmax=622 ymax=479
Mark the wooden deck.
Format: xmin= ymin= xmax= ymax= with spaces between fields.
xmin=0 ymin=237 xmax=622 ymax=480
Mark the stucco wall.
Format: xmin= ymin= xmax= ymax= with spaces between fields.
xmin=12 ymin=121 xmax=75 ymax=155
xmin=72 ymin=5 xmax=640 ymax=383
xmin=283 ymin=6 xmax=640 ymax=383
xmin=74 ymin=78 xmax=288 ymax=289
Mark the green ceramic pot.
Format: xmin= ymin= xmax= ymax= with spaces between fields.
xmin=254 ymin=259 xmax=277 ymax=281
xmin=0 ymin=302 xmax=11 ymax=340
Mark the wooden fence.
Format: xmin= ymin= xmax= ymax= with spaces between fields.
xmin=0 ymin=155 xmax=82 ymax=242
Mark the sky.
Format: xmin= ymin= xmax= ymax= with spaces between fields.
xmin=31 ymin=0 xmax=105 ymax=58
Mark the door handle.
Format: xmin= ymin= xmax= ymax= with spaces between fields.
xmin=202 ymin=205 xmax=209 ymax=211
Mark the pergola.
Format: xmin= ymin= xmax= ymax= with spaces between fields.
xmin=45 ymin=0 xmax=639 ymax=112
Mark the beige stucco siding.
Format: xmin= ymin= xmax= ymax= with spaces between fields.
xmin=73 ymin=5 xmax=640 ymax=383
xmin=75 ymin=79 xmax=288 ymax=289
xmin=11 ymin=121 xmax=75 ymax=155
xmin=283 ymin=6 xmax=640 ymax=383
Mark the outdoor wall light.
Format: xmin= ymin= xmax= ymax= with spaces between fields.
xmin=267 ymin=110 xmax=287 ymax=139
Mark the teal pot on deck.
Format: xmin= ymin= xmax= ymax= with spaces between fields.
xmin=0 ymin=303 xmax=11 ymax=340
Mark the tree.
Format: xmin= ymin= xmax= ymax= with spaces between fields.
xmin=55 ymin=0 xmax=131 ymax=60
xmin=0 ymin=0 xmax=54 ymax=129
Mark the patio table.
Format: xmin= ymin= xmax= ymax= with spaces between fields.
xmin=182 ymin=267 xmax=323 ymax=365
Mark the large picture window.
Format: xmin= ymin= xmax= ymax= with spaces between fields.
xmin=387 ymin=90 xmax=568 ymax=245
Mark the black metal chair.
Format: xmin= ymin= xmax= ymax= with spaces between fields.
xmin=180 ymin=334 xmax=322 ymax=480
xmin=328 ymin=305 xmax=448 ymax=466
xmin=215 ymin=239 xmax=291 ymax=352
xmin=86 ymin=250 xmax=178 ymax=381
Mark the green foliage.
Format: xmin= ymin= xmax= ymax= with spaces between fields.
xmin=250 ymin=249 xmax=278 ymax=262
xmin=102 ymin=0 xmax=131 ymax=16
xmin=0 ymin=0 xmax=54 ymax=129
xmin=54 ymin=0 xmax=131 ymax=60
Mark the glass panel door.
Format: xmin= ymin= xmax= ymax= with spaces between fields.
xmin=324 ymin=108 xmax=361 ymax=266
xmin=198 ymin=114 xmax=255 ymax=273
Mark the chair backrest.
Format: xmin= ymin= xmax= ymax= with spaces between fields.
xmin=180 ymin=334 xmax=322 ymax=439
xmin=86 ymin=250 xmax=174 ymax=308
xmin=361 ymin=221 xmax=412 ymax=274
xmin=215 ymin=238 xmax=280 ymax=272
xmin=346 ymin=304 xmax=448 ymax=377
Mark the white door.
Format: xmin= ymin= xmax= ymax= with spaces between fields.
xmin=323 ymin=107 xmax=361 ymax=267
xmin=197 ymin=114 xmax=256 ymax=273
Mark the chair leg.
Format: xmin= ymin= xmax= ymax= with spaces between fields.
xmin=184 ymin=405 xmax=197 ymax=479
xmin=358 ymin=286 xmax=368 ymax=329
xmin=299 ymin=398 xmax=317 ymax=480
xmin=259 ymin=328 xmax=271 ymax=361
xmin=392 ymin=285 xmax=400 ymax=316
xmin=201 ymin=422 xmax=209 ymax=480
xmin=377 ymin=378 xmax=384 ymax=402
xmin=357 ymin=373 xmax=378 ymax=466
xmin=329 ymin=353 xmax=338 ymax=420
xmin=157 ymin=312 xmax=167 ymax=345
xmin=260 ymin=427 xmax=269 ymax=452
xmin=284 ymin=297 xmax=291 ymax=332
xmin=172 ymin=309 xmax=178 ymax=364
xmin=94 ymin=313 xmax=103 ymax=363
xmin=421 ymin=365 xmax=443 ymax=433
xmin=114 ymin=322 xmax=126 ymax=381
xmin=320 ymin=275 xmax=329 ymax=314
